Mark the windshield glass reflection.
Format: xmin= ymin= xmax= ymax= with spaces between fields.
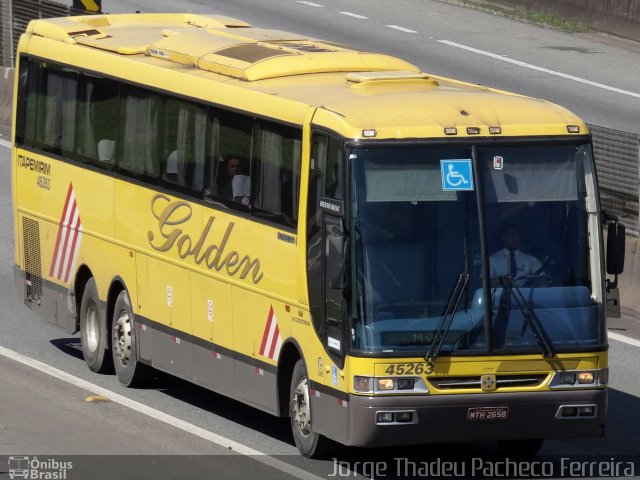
xmin=479 ymin=143 xmax=602 ymax=352
xmin=348 ymin=143 xmax=603 ymax=356
xmin=349 ymin=146 xmax=482 ymax=355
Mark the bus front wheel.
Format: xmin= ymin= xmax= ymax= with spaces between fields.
xmin=290 ymin=359 xmax=332 ymax=458
xmin=112 ymin=290 xmax=149 ymax=387
xmin=79 ymin=278 xmax=112 ymax=373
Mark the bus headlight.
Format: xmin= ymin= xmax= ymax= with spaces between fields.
xmin=549 ymin=369 xmax=607 ymax=389
xmin=352 ymin=376 xmax=428 ymax=394
xmin=377 ymin=378 xmax=395 ymax=391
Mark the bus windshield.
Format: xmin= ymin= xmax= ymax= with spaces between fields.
xmin=348 ymin=142 xmax=603 ymax=356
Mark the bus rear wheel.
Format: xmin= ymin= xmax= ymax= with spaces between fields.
xmin=290 ymin=359 xmax=332 ymax=458
xmin=79 ymin=278 xmax=112 ymax=373
xmin=112 ymin=290 xmax=149 ymax=387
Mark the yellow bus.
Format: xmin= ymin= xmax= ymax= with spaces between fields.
xmin=12 ymin=13 xmax=625 ymax=457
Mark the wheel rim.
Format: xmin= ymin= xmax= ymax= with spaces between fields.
xmin=85 ymin=299 xmax=100 ymax=353
xmin=292 ymin=376 xmax=312 ymax=436
xmin=113 ymin=310 xmax=132 ymax=366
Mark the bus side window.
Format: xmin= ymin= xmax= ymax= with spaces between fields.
xmin=78 ymin=73 xmax=120 ymax=168
xmin=205 ymin=110 xmax=253 ymax=207
xmin=325 ymin=136 xmax=343 ymax=200
xmin=117 ymin=85 xmax=161 ymax=182
xmin=15 ymin=56 xmax=31 ymax=146
xmin=17 ymin=59 xmax=120 ymax=170
xmin=252 ymin=121 xmax=302 ymax=228
xmin=21 ymin=60 xmax=78 ymax=157
xmin=20 ymin=58 xmax=47 ymax=148
xmin=160 ymin=97 xmax=207 ymax=193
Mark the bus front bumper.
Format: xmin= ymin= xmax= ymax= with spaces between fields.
xmin=347 ymin=389 xmax=606 ymax=447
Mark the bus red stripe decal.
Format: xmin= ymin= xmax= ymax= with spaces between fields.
xmin=61 ymin=208 xmax=80 ymax=281
xmin=49 ymin=183 xmax=74 ymax=277
xmin=268 ymin=323 xmax=280 ymax=359
xmin=55 ymin=201 xmax=77 ymax=280
xmin=54 ymin=192 xmax=77 ymax=279
xmin=259 ymin=306 xmax=274 ymax=356
xmin=63 ymin=218 xmax=82 ymax=283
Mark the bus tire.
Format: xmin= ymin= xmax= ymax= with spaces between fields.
xmin=497 ymin=439 xmax=544 ymax=456
xmin=79 ymin=278 xmax=113 ymax=373
xmin=112 ymin=290 xmax=149 ymax=387
xmin=290 ymin=359 xmax=332 ymax=458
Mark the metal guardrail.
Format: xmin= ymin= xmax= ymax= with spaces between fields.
xmin=1 ymin=0 xmax=91 ymax=67
xmin=589 ymin=124 xmax=640 ymax=234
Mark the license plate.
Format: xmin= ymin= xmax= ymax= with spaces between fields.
xmin=467 ymin=406 xmax=510 ymax=421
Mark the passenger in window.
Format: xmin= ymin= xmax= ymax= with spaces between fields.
xmin=489 ymin=224 xmax=544 ymax=287
xmin=232 ymin=174 xmax=251 ymax=206
xmin=218 ymin=156 xmax=243 ymax=200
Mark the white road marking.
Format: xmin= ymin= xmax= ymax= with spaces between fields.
xmin=296 ymin=1 xmax=323 ymax=6
xmin=0 ymin=345 xmax=325 ymax=480
xmin=609 ymin=331 xmax=640 ymax=349
xmin=0 ymin=139 xmax=11 ymax=148
xmin=437 ymin=40 xmax=640 ymax=99
xmin=339 ymin=11 xmax=368 ymax=19
xmin=386 ymin=25 xmax=418 ymax=33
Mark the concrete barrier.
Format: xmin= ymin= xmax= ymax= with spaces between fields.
xmin=0 ymin=66 xmax=14 ymax=137
xmin=482 ymin=0 xmax=640 ymax=42
xmin=620 ymin=234 xmax=640 ymax=318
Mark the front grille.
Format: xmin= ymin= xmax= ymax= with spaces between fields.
xmin=429 ymin=374 xmax=548 ymax=390
xmin=22 ymin=217 xmax=43 ymax=304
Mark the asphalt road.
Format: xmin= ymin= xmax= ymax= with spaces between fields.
xmin=0 ymin=355 xmax=302 ymax=480
xmin=2 ymin=1 xmax=640 ymax=478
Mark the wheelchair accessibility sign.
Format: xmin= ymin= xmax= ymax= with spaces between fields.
xmin=441 ymin=159 xmax=474 ymax=191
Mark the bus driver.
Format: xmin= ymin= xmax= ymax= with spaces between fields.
xmin=489 ymin=224 xmax=543 ymax=286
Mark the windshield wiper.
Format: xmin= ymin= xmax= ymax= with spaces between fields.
xmin=498 ymin=276 xmax=555 ymax=358
xmin=425 ymin=273 xmax=469 ymax=364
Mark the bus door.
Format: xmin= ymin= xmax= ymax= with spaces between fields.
xmin=306 ymin=131 xmax=349 ymax=442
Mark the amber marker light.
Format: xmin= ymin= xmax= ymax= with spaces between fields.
xmin=567 ymin=125 xmax=580 ymax=133
xmin=444 ymin=127 xmax=457 ymax=135
xmin=354 ymin=376 xmax=372 ymax=392
xmin=362 ymin=129 xmax=377 ymax=137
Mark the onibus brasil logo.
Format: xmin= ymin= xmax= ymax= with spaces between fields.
xmin=8 ymin=456 xmax=73 ymax=479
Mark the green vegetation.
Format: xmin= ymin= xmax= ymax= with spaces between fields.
xmin=458 ymin=0 xmax=592 ymax=33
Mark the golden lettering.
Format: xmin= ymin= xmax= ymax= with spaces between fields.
xmin=192 ymin=217 xmax=214 ymax=264
xmin=224 ymin=252 xmax=240 ymax=275
xmin=177 ymin=235 xmax=193 ymax=259
xmin=238 ymin=257 xmax=263 ymax=283
xmin=204 ymin=223 xmax=234 ymax=271
xmin=147 ymin=194 xmax=263 ymax=284
xmin=148 ymin=195 xmax=192 ymax=252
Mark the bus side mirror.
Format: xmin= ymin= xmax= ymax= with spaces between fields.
xmin=606 ymin=222 xmax=625 ymax=276
xmin=604 ymin=219 xmax=624 ymax=316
